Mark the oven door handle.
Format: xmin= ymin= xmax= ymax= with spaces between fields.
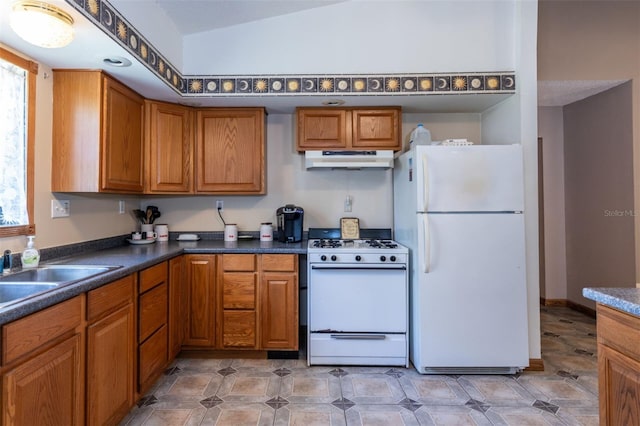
xmin=311 ymin=265 xmax=406 ymax=270
xmin=330 ymin=334 xmax=386 ymax=340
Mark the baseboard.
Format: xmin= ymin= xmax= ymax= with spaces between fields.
xmin=539 ymin=298 xmax=596 ymax=318
xmin=525 ymin=358 xmax=545 ymax=372
xmin=566 ymin=300 xmax=596 ymax=318
xmin=540 ymin=297 xmax=568 ymax=307
xmin=179 ymin=350 xmax=268 ymax=359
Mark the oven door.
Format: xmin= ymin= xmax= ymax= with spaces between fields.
xmin=308 ymin=263 xmax=407 ymax=333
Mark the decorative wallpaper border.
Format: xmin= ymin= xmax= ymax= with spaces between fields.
xmin=65 ymin=0 xmax=516 ymax=98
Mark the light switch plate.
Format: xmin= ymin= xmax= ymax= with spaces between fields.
xmin=51 ymin=199 xmax=70 ymax=218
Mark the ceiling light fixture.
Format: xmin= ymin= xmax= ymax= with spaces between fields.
xmin=10 ymin=1 xmax=74 ymax=48
xmin=322 ymin=99 xmax=346 ymax=106
xmin=103 ymin=57 xmax=132 ymax=67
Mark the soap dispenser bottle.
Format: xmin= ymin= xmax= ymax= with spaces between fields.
xmin=21 ymin=236 xmax=40 ymax=269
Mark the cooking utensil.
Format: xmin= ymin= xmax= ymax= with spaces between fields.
xmin=143 ymin=206 xmax=161 ymax=224
xmin=132 ymin=209 xmax=147 ymax=223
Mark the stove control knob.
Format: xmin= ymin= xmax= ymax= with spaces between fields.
xmin=320 ymin=255 xmax=327 ymax=261
xmin=355 ymin=255 xmax=362 ymax=262
xmin=390 ymin=256 xmax=397 ymax=262
xmin=380 ymin=256 xmax=386 ymax=262
xmin=331 ymin=255 xmax=337 ymax=261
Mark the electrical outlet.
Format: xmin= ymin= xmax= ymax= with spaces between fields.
xmin=51 ymin=199 xmax=70 ymax=218
xmin=216 ymin=200 xmax=223 ymax=211
xmin=119 ymin=200 xmax=125 ymax=214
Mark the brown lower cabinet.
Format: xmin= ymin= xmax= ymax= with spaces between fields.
xmin=184 ymin=253 xmax=298 ymax=351
xmin=0 ymin=253 xmax=297 ymax=425
xmin=86 ymin=276 xmax=135 ymax=426
xmin=261 ymin=254 xmax=299 ymax=350
xmin=137 ymin=262 xmax=169 ymax=394
xmin=169 ymin=256 xmax=186 ymax=359
xmin=596 ymin=304 xmax=640 ymax=425
xmin=1 ymin=296 xmax=85 ymax=426
xmin=220 ymin=254 xmax=258 ymax=349
xmin=183 ymin=254 xmax=217 ymax=347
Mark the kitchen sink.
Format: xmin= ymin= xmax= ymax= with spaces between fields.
xmin=0 ymin=265 xmax=121 ymax=308
xmin=0 ymin=265 xmax=118 ymax=284
xmin=0 ymin=283 xmax=60 ymax=307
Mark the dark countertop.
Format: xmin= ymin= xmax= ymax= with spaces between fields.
xmin=583 ymin=287 xmax=640 ymax=317
xmin=0 ymin=239 xmax=306 ymax=325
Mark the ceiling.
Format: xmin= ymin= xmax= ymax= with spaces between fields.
xmin=153 ymin=0 xmax=348 ymax=35
xmin=0 ymin=0 xmax=622 ymax=113
xmin=537 ymin=80 xmax=627 ymax=107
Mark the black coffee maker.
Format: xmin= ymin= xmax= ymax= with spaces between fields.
xmin=276 ymin=205 xmax=304 ymax=243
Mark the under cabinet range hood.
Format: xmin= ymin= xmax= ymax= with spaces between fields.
xmin=304 ymin=150 xmax=394 ymax=170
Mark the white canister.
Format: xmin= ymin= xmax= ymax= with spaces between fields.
xmin=224 ymin=224 xmax=238 ymax=242
xmin=140 ymin=224 xmax=157 ymax=240
xmin=260 ymin=222 xmax=273 ymax=242
xmin=155 ymin=224 xmax=169 ymax=242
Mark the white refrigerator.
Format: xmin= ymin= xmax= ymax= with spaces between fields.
xmin=393 ymin=144 xmax=529 ymax=374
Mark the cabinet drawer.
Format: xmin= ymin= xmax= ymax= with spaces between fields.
xmin=597 ymin=304 xmax=640 ymax=360
xmin=139 ymin=262 xmax=167 ymax=293
xmin=222 ymin=311 xmax=256 ymax=348
xmin=223 ymin=273 xmax=256 ymax=309
xmin=3 ymin=296 xmax=83 ymax=364
xmin=222 ymin=254 xmax=256 ymax=272
xmin=262 ymin=254 xmax=297 ymax=272
xmin=138 ymin=324 xmax=168 ymax=392
xmin=139 ymin=282 xmax=167 ymax=342
xmin=87 ymin=275 xmax=135 ymax=322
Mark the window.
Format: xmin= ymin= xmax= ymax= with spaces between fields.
xmin=0 ymin=47 xmax=36 ymax=237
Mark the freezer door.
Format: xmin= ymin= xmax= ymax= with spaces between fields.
xmin=415 ymin=145 xmax=524 ymax=212
xmin=411 ymin=212 xmax=529 ymax=369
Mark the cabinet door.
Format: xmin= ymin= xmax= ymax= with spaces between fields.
xmin=184 ymin=255 xmax=216 ymax=347
xmin=195 ymin=108 xmax=265 ymax=194
xmin=102 ymin=76 xmax=144 ymax=192
xmin=261 ymin=272 xmax=298 ymax=350
xmin=169 ymin=256 xmax=185 ymax=360
xmin=351 ymin=108 xmax=401 ymax=150
xmin=296 ymin=108 xmax=349 ymax=151
xmin=3 ymin=334 xmax=84 ymax=426
xmin=146 ymin=101 xmax=193 ymax=193
xmin=87 ymin=304 xmax=135 ymax=426
xmin=52 ymin=71 xmax=102 ymax=192
xmin=599 ymin=344 xmax=640 ymax=425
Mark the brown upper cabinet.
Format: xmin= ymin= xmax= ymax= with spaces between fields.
xmin=145 ymin=105 xmax=266 ymax=195
xmin=296 ymin=107 xmax=401 ymax=152
xmin=52 ymin=70 xmax=144 ymax=193
xmin=195 ymin=108 xmax=266 ymax=194
xmin=145 ymin=101 xmax=194 ymax=193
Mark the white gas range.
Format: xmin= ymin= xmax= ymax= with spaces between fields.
xmin=306 ymin=228 xmax=409 ymax=367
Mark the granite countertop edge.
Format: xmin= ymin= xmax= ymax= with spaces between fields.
xmin=583 ymin=287 xmax=640 ymax=317
xmin=0 ymin=239 xmax=307 ymax=325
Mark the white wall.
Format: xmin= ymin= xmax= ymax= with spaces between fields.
xmin=538 ymin=107 xmax=567 ymax=300
xmin=184 ymin=1 xmax=516 ymax=74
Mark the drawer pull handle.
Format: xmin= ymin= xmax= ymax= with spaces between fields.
xmin=330 ymin=334 xmax=386 ymax=340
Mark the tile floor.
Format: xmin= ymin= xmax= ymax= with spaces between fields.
xmin=121 ymin=307 xmax=599 ymax=425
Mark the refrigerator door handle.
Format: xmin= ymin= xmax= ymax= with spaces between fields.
xmin=422 ymin=154 xmax=429 ymax=212
xmin=422 ymin=214 xmax=430 ymax=273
